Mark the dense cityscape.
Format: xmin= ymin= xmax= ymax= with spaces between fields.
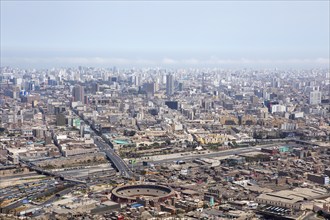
xmin=0 ymin=66 xmax=329 ymax=219
xmin=1 ymin=0 xmax=330 ymax=219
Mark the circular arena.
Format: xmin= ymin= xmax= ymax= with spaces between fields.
xmin=111 ymin=184 xmax=175 ymax=203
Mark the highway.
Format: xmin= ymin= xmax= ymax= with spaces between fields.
xmin=40 ymin=187 xmax=73 ymax=206
xmin=19 ymin=160 xmax=86 ymax=184
xmin=140 ymin=144 xmax=282 ymax=165
xmin=70 ymin=108 xmax=132 ymax=178
xmin=1 ymin=184 xmax=74 ymax=213
xmin=0 ymin=179 xmax=54 ymax=202
xmin=94 ymin=139 xmax=132 ymax=178
xmin=71 ymin=106 xmax=314 ymax=178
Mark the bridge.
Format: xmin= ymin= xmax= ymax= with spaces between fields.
xmin=20 ymin=160 xmax=86 ymax=184
xmin=70 ymin=108 xmax=132 ymax=178
xmin=94 ymin=139 xmax=133 ymax=178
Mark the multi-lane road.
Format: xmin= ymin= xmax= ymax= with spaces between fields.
xmin=72 ymin=106 xmax=309 ymax=178
xmin=138 ymin=143 xmax=287 ymax=165
xmin=157 ymin=146 xmax=261 ymax=164
xmin=94 ymin=139 xmax=132 ymax=178
xmin=19 ymin=160 xmax=86 ymax=184
xmin=70 ymin=108 xmax=133 ymax=178
xmin=1 ymin=180 xmax=73 ymax=213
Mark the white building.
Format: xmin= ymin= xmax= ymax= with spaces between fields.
xmin=309 ymin=91 xmax=321 ymax=105
xmin=271 ymin=105 xmax=286 ymax=113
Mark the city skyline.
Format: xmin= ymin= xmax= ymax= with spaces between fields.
xmin=1 ymin=1 xmax=330 ymax=219
xmin=1 ymin=1 xmax=329 ymax=68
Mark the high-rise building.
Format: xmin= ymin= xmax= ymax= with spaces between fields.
xmin=73 ymin=85 xmax=84 ymax=102
xmin=309 ymin=91 xmax=321 ymax=105
xmin=271 ymin=104 xmax=286 ymax=113
xmin=202 ymin=72 xmax=206 ymax=93
xmin=56 ymin=114 xmax=66 ymax=126
xmin=165 ymin=101 xmax=179 ymax=110
xmin=142 ymin=82 xmax=156 ymax=95
xmin=178 ymin=82 xmax=184 ymax=91
xmin=13 ymin=77 xmax=22 ymax=87
xmin=134 ymin=75 xmax=141 ymax=86
xmin=92 ymin=82 xmax=99 ymax=94
xmin=272 ymin=78 xmax=281 ymax=88
xmin=166 ymin=74 xmax=174 ymax=96
xmin=80 ymin=121 xmax=85 ymax=137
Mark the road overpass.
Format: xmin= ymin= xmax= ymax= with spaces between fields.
xmin=20 ymin=160 xmax=86 ymax=184
xmin=94 ymin=139 xmax=132 ymax=178
xmin=70 ymin=107 xmax=132 ymax=178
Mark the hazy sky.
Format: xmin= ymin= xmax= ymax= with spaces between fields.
xmin=1 ymin=1 xmax=329 ymax=68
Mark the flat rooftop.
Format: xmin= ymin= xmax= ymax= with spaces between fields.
xmin=257 ymin=187 xmax=327 ymax=204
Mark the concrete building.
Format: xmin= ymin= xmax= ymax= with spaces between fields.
xmin=271 ymin=104 xmax=286 ymax=113
xmin=255 ymin=188 xmax=328 ymax=210
xmin=307 ymin=173 xmax=329 ymax=185
xmin=166 ymin=74 xmax=174 ymax=96
xmin=309 ymin=91 xmax=321 ymax=105
xmin=73 ymin=85 xmax=85 ymax=102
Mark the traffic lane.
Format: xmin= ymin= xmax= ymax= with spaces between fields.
xmin=3 ymin=198 xmax=27 ymax=210
xmin=2 ymin=182 xmax=73 ymax=210
xmin=1 ymin=182 xmax=55 ymax=200
xmin=94 ymin=139 xmax=131 ymax=176
xmin=104 ymin=152 xmax=129 ymax=172
xmin=141 ymin=147 xmax=263 ymax=165
xmin=134 ymin=144 xmax=274 ymax=166
xmin=104 ymin=151 xmax=125 ymax=164
xmin=41 ymin=187 xmax=73 ymax=206
xmin=72 ymin=108 xmax=130 ymax=177
xmin=152 ymin=150 xmax=252 ymax=164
